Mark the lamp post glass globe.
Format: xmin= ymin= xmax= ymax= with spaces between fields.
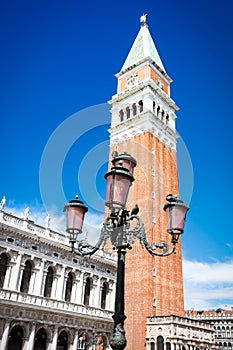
xmin=105 ymin=168 xmax=134 ymax=210
xmin=64 ymin=196 xmax=88 ymax=243
xmin=163 ymin=195 xmax=189 ymax=239
xmin=105 ymin=151 xmax=136 ymax=210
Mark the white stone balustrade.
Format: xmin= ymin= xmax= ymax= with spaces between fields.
xmin=0 ymin=288 xmax=113 ymax=319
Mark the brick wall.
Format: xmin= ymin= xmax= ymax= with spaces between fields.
xmin=108 ymin=132 xmax=184 ymax=350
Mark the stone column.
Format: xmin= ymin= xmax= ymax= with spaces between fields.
xmin=33 ymin=259 xmax=45 ymax=296
xmin=171 ymin=342 xmax=176 ymax=350
xmin=0 ymin=320 xmax=11 ymax=350
xmin=51 ymin=272 xmax=58 ymax=299
xmin=28 ymin=266 xmax=37 ymax=294
xmin=71 ymin=330 xmax=79 ymax=350
xmin=70 ymin=271 xmax=77 ymax=304
xmin=92 ymin=275 xmax=100 ymax=308
xmin=63 ymin=275 xmax=68 ymax=301
xmin=145 ymin=340 xmax=150 ymax=350
xmin=17 ymin=259 xmax=26 ymax=291
xmin=54 ymin=265 xmax=65 ymax=300
xmin=40 ymin=260 xmax=47 ymax=296
xmin=3 ymin=261 xmax=13 ymax=290
xmin=49 ymin=326 xmax=58 ymax=350
xmin=108 ymin=280 xmax=115 ymax=312
xmin=70 ymin=276 xmax=78 ymax=304
xmin=8 ymin=252 xmax=22 ymax=290
xmin=107 ymin=280 xmax=114 ymax=311
xmin=74 ymin=271 xmax=84 ymax=305
xmin=26 ymin=323 xmax=36 ymax=350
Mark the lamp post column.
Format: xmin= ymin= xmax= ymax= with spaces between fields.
xmin=109 ymin=225 xmax=127 ymax=350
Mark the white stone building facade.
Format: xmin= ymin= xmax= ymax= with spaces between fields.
xmin=186 ymin=308 xmax=233 ymax=350
xmin=146 ymin=315 xmax=216 ymax=350
xmin=0 ymin=208 xmax=117 ymax=350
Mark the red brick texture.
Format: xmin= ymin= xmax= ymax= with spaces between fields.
xmin=107 ymin=133 xmax=185 ymax=350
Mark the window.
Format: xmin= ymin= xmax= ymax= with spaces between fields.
xmin=57 ymin=331 xmax=68 ymax=350
xmin=34 ymin=328 xmax=47 ymax=350
xmin=20 ymin=260 xmax=32 ymax=293
xmin=7 ymin=325 xmax=24 ymax=350
xmin=65 ymin=272 xmax=73 ymax=302
xmin=157 ymin=336 xmax=164 ymax=350
xmin=101 ymin=282 xmax=108 ymax=309
xmin=132 ymin=103 xmax=137 ymax=116
xmin=0 ymin=253 xmax=8 ymax=288
xmin=126 ymin=106 xmax=130 ymax=119
xmin=119 ymin=110 xmax=124 ymax=122
xmin=161 ymin=110 xmax=165 ymax=120
xmin=153 ymin=101 xmax=156 ymax=112
xmin=84 ymin=277 xmax=91 ymax=306
xmin=44 ymin=266 xmax=54 ymax=297
xmin=222 ymin=327 xmax=226 ymax=338
xmin=139 ymin=100 xmax=143 ymax=113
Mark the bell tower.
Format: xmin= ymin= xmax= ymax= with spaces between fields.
xmin=108 ymin=15 xmax=185 ymax=349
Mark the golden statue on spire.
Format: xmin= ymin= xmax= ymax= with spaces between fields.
xmin=140 ymin=13 xmax=147 ymax=25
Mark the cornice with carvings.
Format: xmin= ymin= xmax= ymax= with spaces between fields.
xmin=109 ymin=79 xmax=178 ymax=112
xmin=109 ymin=112 xmax=177 ymax=151
xmin=0 ymin=305 xmax=113 ymax=336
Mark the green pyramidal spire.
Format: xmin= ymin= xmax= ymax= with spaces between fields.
xmin=121 ymin=15 xmax=166 ymax=73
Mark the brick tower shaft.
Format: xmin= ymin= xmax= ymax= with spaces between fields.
xmin=107 ymin=16 xmax=185 ymax=350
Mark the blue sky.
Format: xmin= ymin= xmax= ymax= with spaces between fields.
xmin=0 ymin=0 xmax=233 ymax=309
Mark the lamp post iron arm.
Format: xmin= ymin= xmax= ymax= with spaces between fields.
xmin=70 ymin=207 xmax=179 ymax=350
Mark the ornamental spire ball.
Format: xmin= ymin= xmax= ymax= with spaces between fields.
xmin=140 ymin=13 xmax=147 ymax=25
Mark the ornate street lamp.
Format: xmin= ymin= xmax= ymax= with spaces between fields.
xmin=64 ymin=195 xmax=88 ymax=250
xmin=64 ymin=151 xmax=189 ymax=350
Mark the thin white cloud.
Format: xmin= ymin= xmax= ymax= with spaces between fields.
xmin=187 ymin=286 xmax=233 ymax=299
xmin=83 ymin=211 xmax=105 ymax=245
xmin=85 ymin=211 xmax=104 ymax=228
xmin=184 ymin=259 xmax=233 ymax=283
xmin=183 ymin=259 xmax=233 ymax=310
